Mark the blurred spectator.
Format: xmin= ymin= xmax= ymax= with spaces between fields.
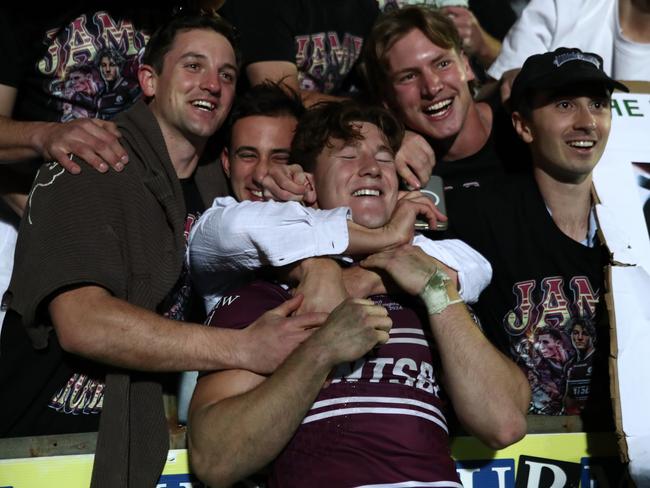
xmin=489 ymin=0 xmax=650 ymax=101
xmin=221 ymin=0 xmax=379 ymax=106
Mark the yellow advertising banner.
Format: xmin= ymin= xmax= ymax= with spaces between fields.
xmin=0 ymin=432 xmax=631 ymax=488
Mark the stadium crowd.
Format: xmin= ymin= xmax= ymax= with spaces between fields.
xmin=1 ymin=0 xmax=647 ymax=486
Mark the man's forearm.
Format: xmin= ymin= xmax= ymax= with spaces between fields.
xmin=189 ymin=341 xmax=331 ymax=487
xmin=49 ymin=286 xmax=245 ymax=372
xmin=0 ymin=87 xmax=42 ymax=162
xmin=346 ymin=220 xmax=396 ymax=256
xmin=359 ymin=245 xmax=527 ymax=447
xmin=49 ymin=285 xmax=321 ymax=375
xmin=0 ymin=115 xmax=49 ymax=162
xmin=475 ymin=32 xmax=501 ymax=69
xmin=190 ymin=199 xmax=349 ymax=274
xmin=427 ymin=286 xmax=529 ymax=449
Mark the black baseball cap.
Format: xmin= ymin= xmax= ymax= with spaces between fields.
xmin=509 ymin=47 xmax=629 ymax=111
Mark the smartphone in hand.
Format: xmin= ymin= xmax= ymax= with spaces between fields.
xmin=414 ymin=175 xmax=448 ymax=231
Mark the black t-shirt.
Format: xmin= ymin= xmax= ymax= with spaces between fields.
xmin=443 ymin=173 xmax=611 ymax=420
xmin=0 ymin=309 xmax=103 ymax=436
xmin=0 ymin=3 xmax=173 ymax=126
xmin=0 ymin=171 xmax=205 ymax=438
xmin=221 ymin=0 xmax=379 ymax=95
xmin=430 ymin=92 xmax=530 ymax=194
xmin=161 ymin=175 xmax=206 ymax=323
xmin=0 ymin=3 xmax=173 ymax=209
xmin=431 ymin=128 xmax=505 ymax=193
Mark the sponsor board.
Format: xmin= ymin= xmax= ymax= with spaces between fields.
xmin=0 ymin=433 xmax=631 ymax=487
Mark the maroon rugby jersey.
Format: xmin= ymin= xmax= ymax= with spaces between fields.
xmin=207 ymin=281 xmax=461 ymax=488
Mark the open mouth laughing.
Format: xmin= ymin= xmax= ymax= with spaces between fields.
xmin=352 ymin=188 xmax=382 ymax=197
xmin=423 ymin=98 xmax=453 ymax=118
xmin=191 ymin=99 xmax=217 ymax=112
xmin=566 ymin=139 xmax=596 ymax=151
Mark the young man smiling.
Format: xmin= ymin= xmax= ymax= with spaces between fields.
xmin=189 ymin=83 xmax=490 ymax=312
xmin=444 ymin=47 xmax=628 ymax=419
xmin=360 ymin=6 xmax=526 ymax=191
xmin=0 ymin=14 xmax=323 ymax=486
xmin=220 ymin=85 xmax=304 ymax=203
xmin=189 ymin=83 xmax=491 ymax=316
xmin=188 ymin=101 xmax=529 ymax=488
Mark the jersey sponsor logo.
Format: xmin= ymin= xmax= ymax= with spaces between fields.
xmin=502 ymin=275 xmax=600 ymax=415
xmin=205 ymin=294 xmax=242 ymax=326
xmin=307 ymin=319 xmax=446 ymax=432
xmin=371 ymin=294 xmax=405 ymax=311
xmin=294 ymin=31 xmax=363 ymax=94
xmin=332 ymin=356 xmax=440 ymax=395
xmin=330 ymin=326 xmax=441 ymax=396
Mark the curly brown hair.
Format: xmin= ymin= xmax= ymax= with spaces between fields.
xmin=290 ymin=101 xmax=404 ymax=173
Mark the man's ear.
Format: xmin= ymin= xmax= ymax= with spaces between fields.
xmin=512 ymin=111 xmax=533 ymax=144
xmin=138 ymin=65 xmax=157 ymax=98
xmin=221 ymin=147 xmax=231 ymax=178
xmin=303 ymin=172 xmax=318 ymax=207
xmin=460 ymin=52 xmax=475 ymax=83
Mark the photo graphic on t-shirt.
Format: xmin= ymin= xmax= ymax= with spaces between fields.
xmin=38 ymin=11 xmax=148 ymax=121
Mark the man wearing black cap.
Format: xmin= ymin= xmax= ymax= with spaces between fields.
xmin=444 ymin=47 xmax=628 ymax=419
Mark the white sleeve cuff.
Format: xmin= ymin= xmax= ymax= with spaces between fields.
xmin=309 ymin=206 xmax=350 ymax=257
xmin=412 ymin=235 xmax=492 ymax=304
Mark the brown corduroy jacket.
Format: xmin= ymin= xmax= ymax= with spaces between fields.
xmin=6 ymin=99 xmax=226 ymax=486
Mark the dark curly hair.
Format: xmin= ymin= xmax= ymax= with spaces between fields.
xmin=290 ymin=101 xmax=404 ymax=173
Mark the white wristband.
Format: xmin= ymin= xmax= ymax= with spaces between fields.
xmin=419 ymin=267 xmax=463 ymax=315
